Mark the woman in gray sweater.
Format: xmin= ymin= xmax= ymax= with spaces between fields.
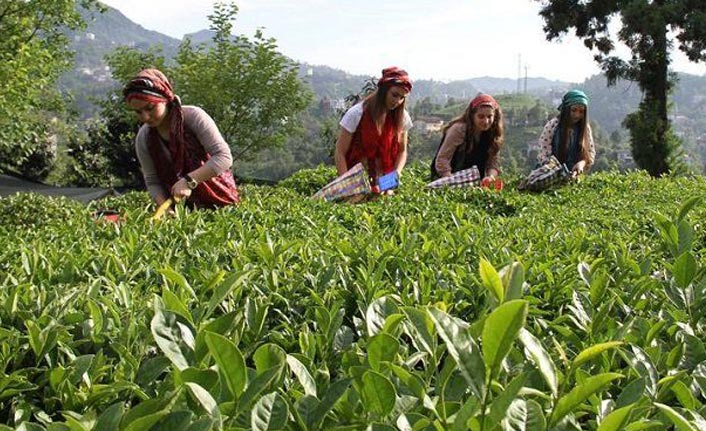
xmin=123 ymin=68 xmax=239 ymax=207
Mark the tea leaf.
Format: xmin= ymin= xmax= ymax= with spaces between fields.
xmin=311 ymin=378 xmax=352 ymax=428
xmin=403 ymin=307 xmax=436 ymax=355
xmin=93 ymin=402 xmax=124 ymax=431
xmin=676 ymin=197 xmax=702 ymax=223
xmin=151 ymin=305 xmax=195 ymax=371
xmin=251 ymin=392 xmax=288 ymax=431
xmin=500 ymin=262 xmax=525 ymax=302
xmin=204 ymin=331 xmax=247 ymax=399
xmin=482 ymin=300 xmax=528 ymax=378
xmin=596 ymin=404 xmax=634 ymax=431
xmin=550 ymin=373 xmax=623 ymax=426
xmin=367 ymin=333 xmax=399 ymax=371
xmin=361 ymin=370 xmax=396 ymax=417
xmin=286 ymin=355 xmax=317 ymax=397
xmin=185 ymin=382 xmax=220 ymax=419
xmin=572 ymin=341 xmax=623 ymax=370
xmin=487 ymin=373 xmax=527 ymax=425
xmin=654 ymin=403 xmax=698 ymax=431
xmin=673 ymin=252 xmax=697 ymax=289
xmin=518 ymin=328 xmax=558 ymax=398
xmin=428 ymin=307 xmax=485 ymax=398
xmin=480 ymin=258 xmax=504 ymax=304
xmin=366 ymin=297 xmax=399 ymax=337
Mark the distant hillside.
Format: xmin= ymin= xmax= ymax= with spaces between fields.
xmin=59 ymin=4 xmax=181 ymax=117
xmin=58 ymin=4 xmax=572 ymax=119
xmin=59 ymin=1 xmax=706 ymax=168
xmin=300 ymin=66 xmax=570 ymax=105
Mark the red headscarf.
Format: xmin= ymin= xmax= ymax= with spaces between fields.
xmin=469 ymin=93 xmax=499 ymax=110
xmin=123 ymin=68 xmax=187 ymax=178
xmin=377 ymin=66 xmax=413 ymax=92
xmin=123 ymin=68 xmax=175 ymax=104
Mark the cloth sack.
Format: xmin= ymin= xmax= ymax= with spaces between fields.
xmin=312 ymin=163 xmax=371 ymax=201
xmin=427 ymin=166 xmax=481 ymax=189
xmin=518 ymin=156 xmax=571 ymax=192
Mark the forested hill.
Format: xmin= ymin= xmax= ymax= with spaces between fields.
xmin=60 ymin=4 xmax=571 ymax=117
xmin=62 ymin=4 xmax=706 ymax=144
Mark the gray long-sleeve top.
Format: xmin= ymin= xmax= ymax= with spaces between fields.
xmin=135 ymin=105 xmax=233 ymax=201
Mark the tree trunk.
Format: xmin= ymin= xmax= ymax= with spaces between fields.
xmin=644 ymin=11 xmax=670 ymax=176
xmin=630 ymin=0 xmax=674 ymax=177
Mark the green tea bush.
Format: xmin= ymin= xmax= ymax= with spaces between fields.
xmin=0 ymin=165 xmax=705 ymax=430
xmin=0 ymin=192 xmax=88 ymax=230
xmin=276 ymin=163 xmax=336 ymax=195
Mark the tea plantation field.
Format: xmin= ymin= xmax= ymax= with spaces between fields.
xmin=0 ymin=165 xmax=705 ymax=431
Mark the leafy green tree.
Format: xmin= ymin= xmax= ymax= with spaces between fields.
xmin=0 ymin=0 xmax=99 ymax=177
xmin=174 ymin=2 xmax=311 ymax=161
xmin=536 ymin=0 xmax=706 ymax=176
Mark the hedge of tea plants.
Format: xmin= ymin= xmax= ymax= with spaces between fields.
xmin=0 ymin=165 xmax=704 ymax=431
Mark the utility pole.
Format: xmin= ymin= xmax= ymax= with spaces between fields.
xmin=517 ymin=53 xmax=522 ymax=94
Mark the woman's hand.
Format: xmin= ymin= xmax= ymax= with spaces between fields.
xmin=480 ymin=174 xmax=503 ymax=190
xmin=171 ymin=178 xmax=193 ymax=200
xmin=572 ymin=161 xmax=586 ymax=175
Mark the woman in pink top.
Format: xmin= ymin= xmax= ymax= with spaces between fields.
xmin=123 ymin=68 xmax=239 ymax=208
xmin=430 ymin=94 xmax=504 ymax=183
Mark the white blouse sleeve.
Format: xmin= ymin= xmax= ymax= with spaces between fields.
xmin=339 ymin=103 xmax=364 ymax=133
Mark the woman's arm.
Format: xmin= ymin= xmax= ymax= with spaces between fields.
xmin=485 ymin=140 xmax=501 ymax=179
xmin=585 ymin=123 xmax=596 ymax=168
xmin=172 ymin=106 xmax=232 ymax=199
xmin=485 ymin=168 xmax=499 ymax=180
xmin=394 ymin=131 xmax=408 ymax=175
xmin=334 ymin=128 xmax=353 ymax=175
xmin=572 ymin=123 xmax=596 ymax=175
xmin=537 ymin=118 xmax=558 ymax=165
xmin=435 ymin=123 xmax=465 ymax=177
xmin=333 ymin=104 xmax=364 ymax=175
xmin=185 ymin=106 xmax=232 ymax=177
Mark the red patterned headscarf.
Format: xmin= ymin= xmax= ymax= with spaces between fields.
xmin=377 ymin=66 xmax=413 ymax=92
xmin=469 ymin=93 xmax=499 ymax=110
xmin=123 ymin=68 xmax=175 ymax=104
xmin=123 ymin=68 xmax=187 ymax=173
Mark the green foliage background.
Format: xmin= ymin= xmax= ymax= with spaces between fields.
xmin=0 ymin=0 xmax=100 ymax=179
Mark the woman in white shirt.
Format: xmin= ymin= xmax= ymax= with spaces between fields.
xmin=333 ymin=67 xmax=413 ymax=187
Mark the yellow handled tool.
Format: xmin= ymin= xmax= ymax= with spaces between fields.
xmin=152 ymin=197 xmax=174 ymax=220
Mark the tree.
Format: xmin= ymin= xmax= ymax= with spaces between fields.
xmin=536 ymin=0 xmax=706 ymax=176
xmin=0 ymin=0 xmax=99 ymax=177
xmin=173 ymin=2 xmax=311 ymax=161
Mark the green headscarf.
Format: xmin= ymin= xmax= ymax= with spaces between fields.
xmin=559 ymin=89 xmax=589 ymax=110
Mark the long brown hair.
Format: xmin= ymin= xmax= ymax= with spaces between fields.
xmin=557 ymin=105 xmax=589 ymax=163
xmin=443 ymin=102 xmax=504 ymax=156
xmin=363 ymin=84 xmax=407 ymax=134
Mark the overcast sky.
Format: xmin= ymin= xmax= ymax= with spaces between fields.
xmin=100 ymin=0 xmax=706 ymax=83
